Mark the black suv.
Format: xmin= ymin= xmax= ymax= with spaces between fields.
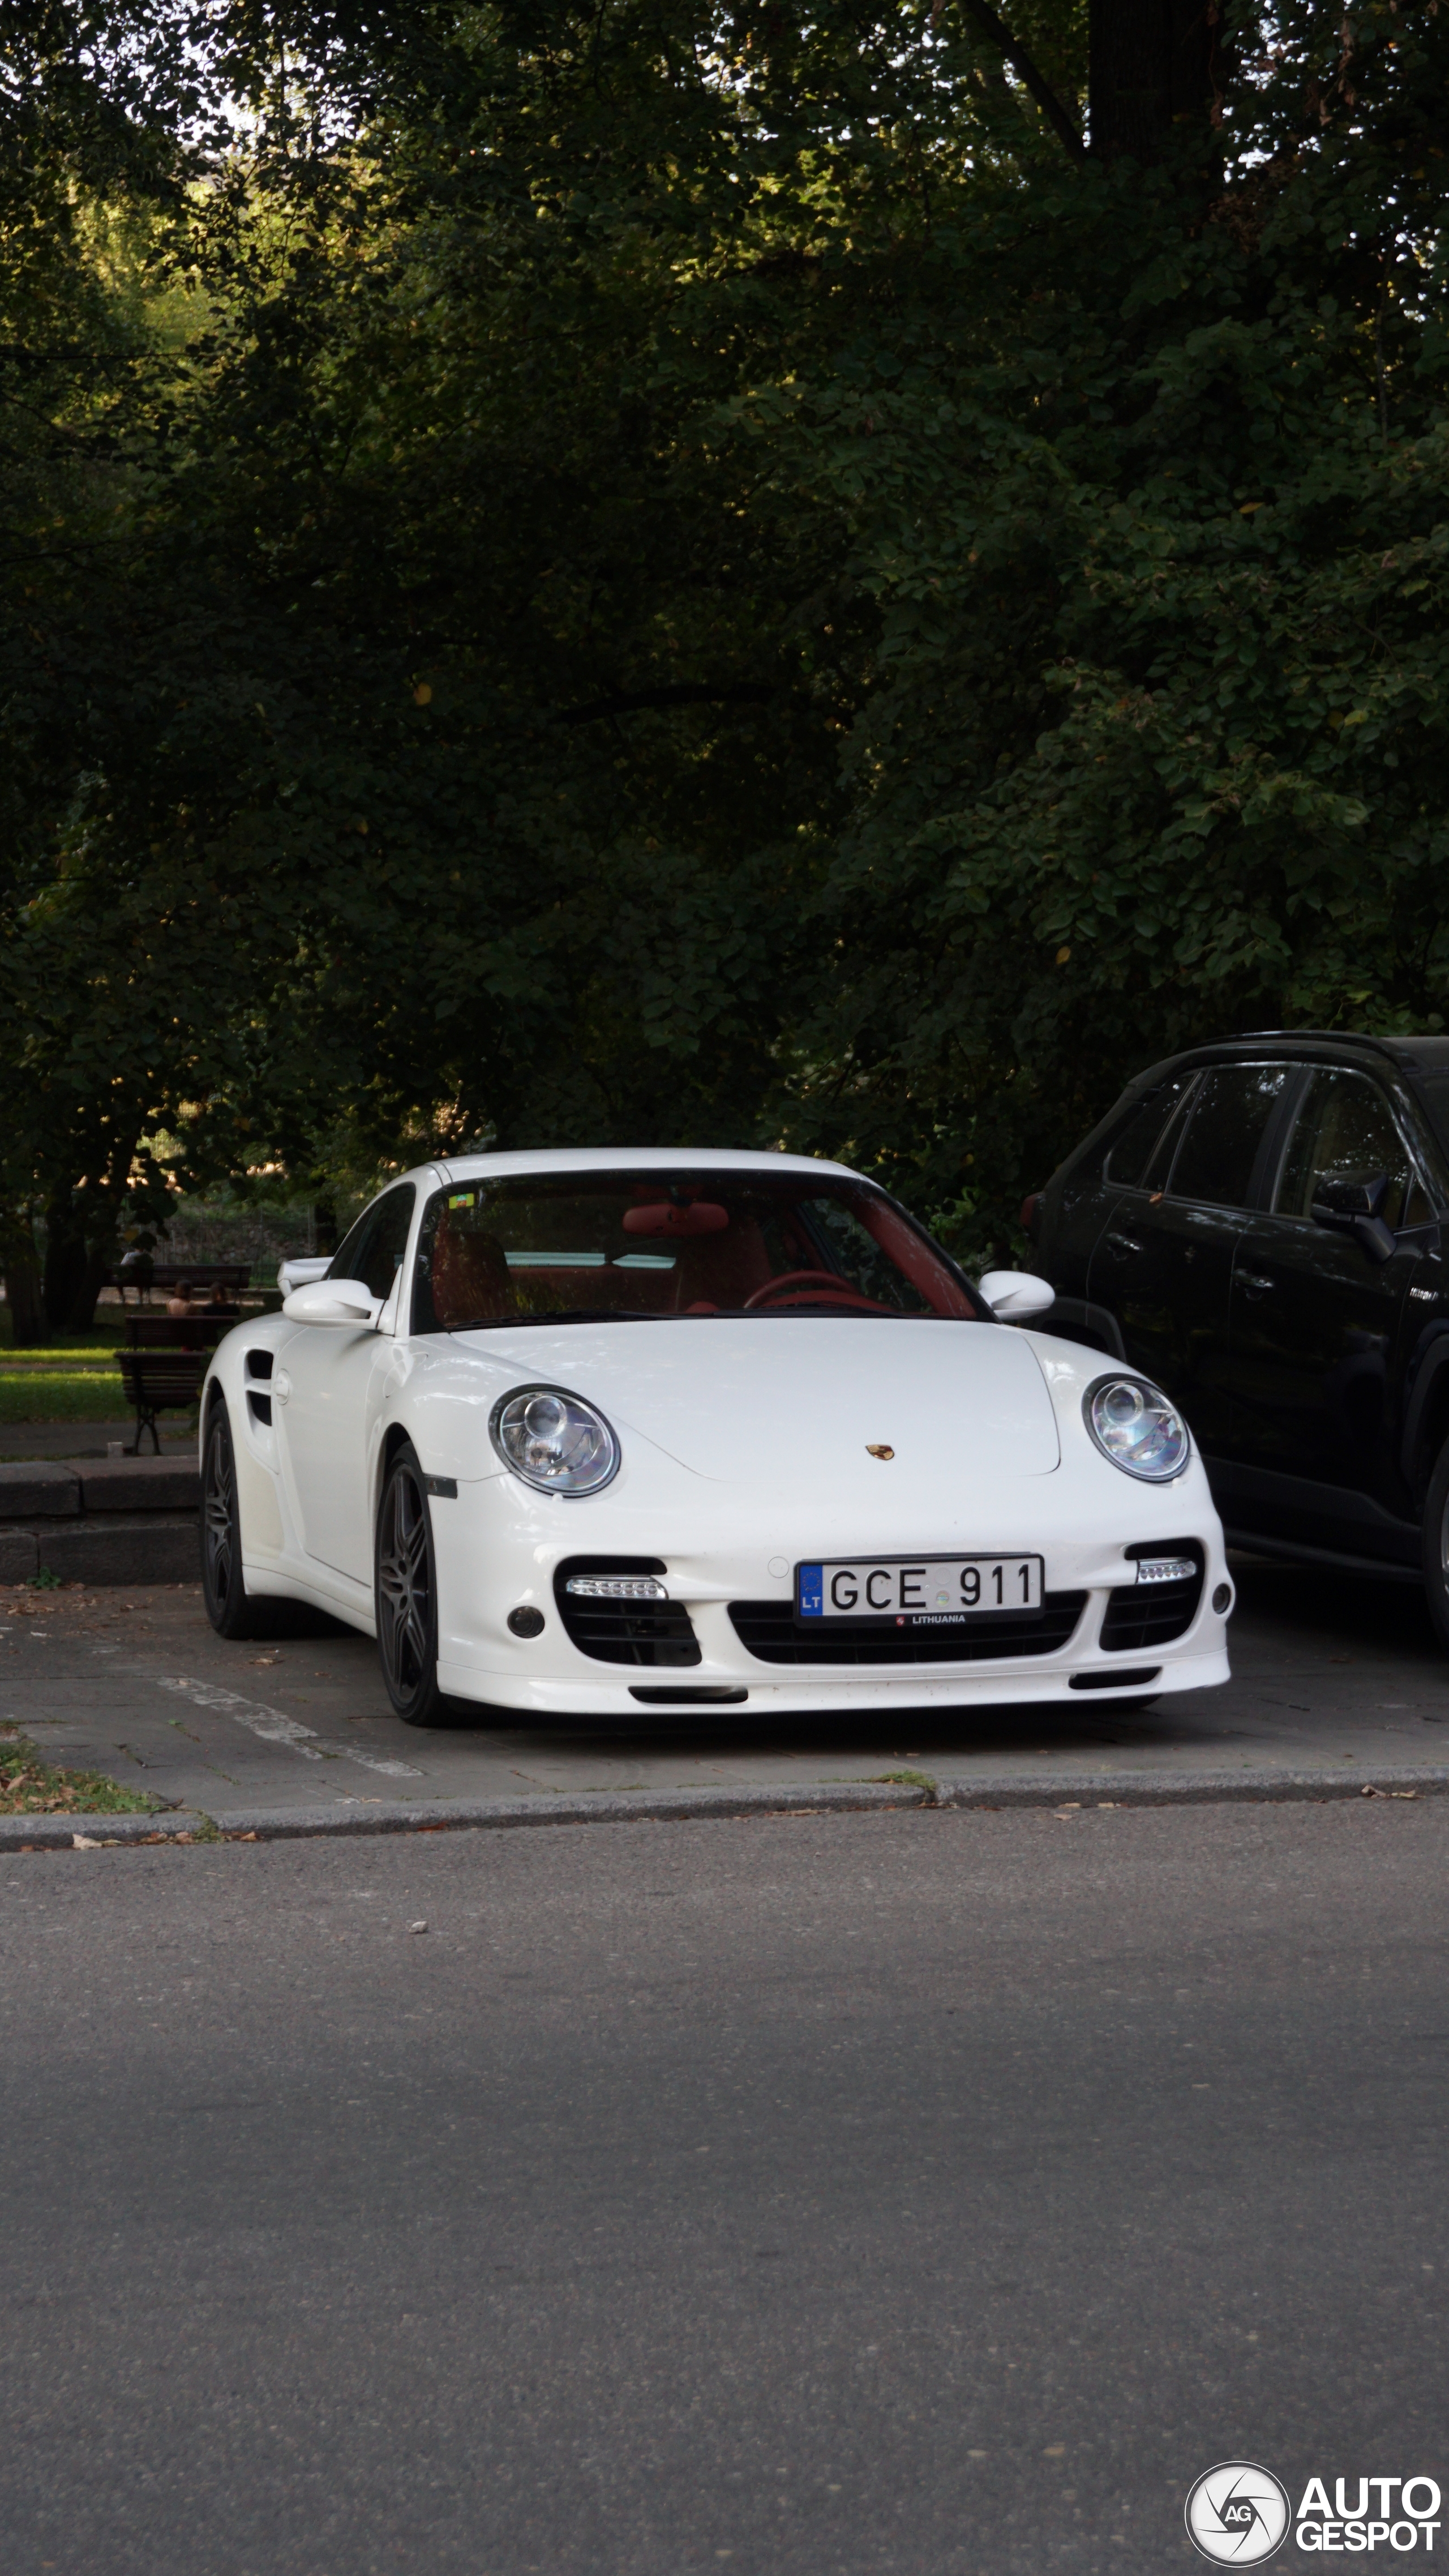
xmin=1026 ymin=1032 xmax=1449 ymax=1645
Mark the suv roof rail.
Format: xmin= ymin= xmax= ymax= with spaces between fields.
xmin=1229 ymin=1028 xmax=1411 ymax=1058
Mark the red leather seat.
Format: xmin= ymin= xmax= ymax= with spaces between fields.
xmin=431 ymin=1225 xmax=512 ymax=1326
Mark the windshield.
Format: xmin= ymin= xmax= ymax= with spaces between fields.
xmin=412 ymin=1171 xmax=981 ymax=1330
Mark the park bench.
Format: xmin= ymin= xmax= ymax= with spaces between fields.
xmin=122 ymin=1311 xmax=238 ymax=1353
xmin=110 ymin=1259 xmax=252 ymax=1304
xmin=113 ymin=1348 xmax=209 ymax=1455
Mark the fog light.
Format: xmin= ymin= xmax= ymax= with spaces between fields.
xmin=1212 ymin=1582 xmax=1233 ymax=1616
xmin=1134 ymin=1555 xmax=1198 ymax=1586
xmin=565 ymin=1575 xmax=668 ymax=1600
xmin=507 ymin=1606 xmax=546 ymax=1638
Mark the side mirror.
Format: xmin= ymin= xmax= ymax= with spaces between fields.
xmin=282 ymin=1277 xmax=383 ymax=1326
xmin=978 ymin=1269 xmax=1057 ymax=1322
xmin=1310 ymin=1172 xmax=1396 ymax=1266
xmin=277 ymin=1255 xmax=333 ymax=1295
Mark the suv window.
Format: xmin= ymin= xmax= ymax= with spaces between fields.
xmin=1167 ymin=1064 xmax=1291 ymax=1209
xmin=329 ymin=1184 xmax=417 ymax=1300
xmin=1414 ymin=1068 xmax=1449 ymax=1157
xmin=1275 ymin=1073 xmax=1414 ymax=1228
xmin=1103 ymin=1076 xmax=1195 ymax=1187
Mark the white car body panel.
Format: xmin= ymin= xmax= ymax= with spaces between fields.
xmin=204 ymin=1146 xmax=1232 ymax=1713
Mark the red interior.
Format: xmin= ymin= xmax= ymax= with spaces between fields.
xmin=621 ymin=1202 xmax=730 ymax=1236
xmin=421 ymin=1183 xmax=977 ymax=1324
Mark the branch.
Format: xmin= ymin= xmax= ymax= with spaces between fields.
xmin=958 ymin=0 xmax=1086 ymax=162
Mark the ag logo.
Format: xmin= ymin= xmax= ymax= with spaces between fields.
xmin=1185 ymin=2462 xmax=1292 ymax=2565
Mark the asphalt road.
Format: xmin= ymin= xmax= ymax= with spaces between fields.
xmin=3 ymin=1801 xmax=1445 ymax=2575
xmin=5 ymin=1555 xmax=1449 ymax=1817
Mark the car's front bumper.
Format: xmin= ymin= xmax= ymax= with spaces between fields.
xmin=428 ymin=1475 xmax=1233 ymax=1716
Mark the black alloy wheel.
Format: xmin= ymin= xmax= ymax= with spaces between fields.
xmin=201 ymin=1398 xmax=259 ymax=1639
xmin=1422 ymin=1436 xmax=1449 ymax=1657
xmin=376 ymin=1442 xmax=452 ymax=1725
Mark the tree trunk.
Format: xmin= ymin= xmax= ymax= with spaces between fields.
xmin=43 ymin=1197 xmax=91 ymax=1329
xmin=2 ymin=1229 xmax=46 ymax=1346
xmin=1088 ymin=0 xmax=1223 ymax=160
xmin=42 ymin=1192 xmax=118 ymax=1330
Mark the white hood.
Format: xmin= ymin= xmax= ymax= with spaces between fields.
xmin=447 ymin=1316 xmax=1061 ymax=1484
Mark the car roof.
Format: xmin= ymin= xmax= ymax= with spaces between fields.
xmin=416 ymin=1146 xmax=867 ymax=1189
xmin=1124 ymin=1030 xmax=1449 ymax=1093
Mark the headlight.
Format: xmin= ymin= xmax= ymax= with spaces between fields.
xmin=490 ymin=1384 xmax=620 ymax=1496
xmin=1084 ymin=1376 xmax=1189 ymax=1480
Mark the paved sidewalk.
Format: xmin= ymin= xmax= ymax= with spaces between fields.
xmin=2 ymin=1556 xmax=1446 ymax=1820
xmin=0 ymin=1422 xmax=195 ymax=1461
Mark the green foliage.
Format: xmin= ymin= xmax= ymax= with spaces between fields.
xmin=754 ymin=12 xmax=1449 ymax=1252
xmin=3 ymin=0 xmax=1449 ymax=1299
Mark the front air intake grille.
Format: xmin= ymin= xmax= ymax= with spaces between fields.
xmin=1099 ymin=1544 xmax=1204 ymax=1651
xmin=245 ymin=1350 xmax=273 ymax=1428
xmin=554 ymin=1557 xmax=701 ymax=1668
xmin=727 ymin=1593 xmax=1088 ymax=1666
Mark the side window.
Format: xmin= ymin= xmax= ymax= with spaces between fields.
xmin=329 ymin=1203 xmax=380 ymax=1286
xmin=1103 ymin=1077 xmax=1194 ymax=1187
xmin=1275 ymin=1073 xmax=1413 ymax=1229
xmin=329 ymin=1184 xmax=416 ymax=1300
xmin=1167 ymin=1064 xmax=1292 ymax=1210
xmin=413 ymin=1186 xmax=513 ymax=1333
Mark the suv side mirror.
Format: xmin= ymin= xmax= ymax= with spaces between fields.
xmin=1310 ymin=1171 xmax=1397 ymax=1266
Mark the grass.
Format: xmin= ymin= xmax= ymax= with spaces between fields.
xmin=0 ymin=1725 xmax=162 ymax=1816
xmin=1 ymin=1298 xmax=279 ymax=1363
xmin=0 ymin=1310 xmax=125 ymax=1358
xmin=0 ymin=1371 xmax=130 ymax=1422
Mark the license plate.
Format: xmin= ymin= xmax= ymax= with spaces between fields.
xmin=796 ymin=1555 xmax=1044 ymax=1626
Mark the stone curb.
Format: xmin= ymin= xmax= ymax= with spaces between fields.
xmin=0 ymin=1781 xmax=929 ymax=1849
xmin=3 ymin=1765 xmax=1449 ymax=1851
xmin=934 ymin=1764 xmax=1449 ymax=1809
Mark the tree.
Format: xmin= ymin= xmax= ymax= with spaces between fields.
xmin=6 ymin=0 xmax=1448 ymax=1313
xmin=750 ymin=1 xmax=1449 ymax=1253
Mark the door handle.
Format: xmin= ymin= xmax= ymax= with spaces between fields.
xmin=1106 ymin=1231 xmax=1143 ymax=1258
xmin=1238 ymin=1275 xmax=1274 ymax=1298
xmin=273 ymin=1370 xmax=292 ymax=1403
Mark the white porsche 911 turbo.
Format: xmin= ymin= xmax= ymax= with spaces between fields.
xmin=198 ymin=1148 xmax=1232 ymax=1724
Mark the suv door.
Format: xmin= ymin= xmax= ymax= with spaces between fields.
xmin=1038 ymin=1069 xmax=1197 ymax=1355
xmin=1088 ymin=1062 xmax=1294 ymax=1456
xmin=1220 ymin=1069 xmax=1435 ymax=1561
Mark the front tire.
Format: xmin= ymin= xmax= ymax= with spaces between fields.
xmin=375 ymin=1442 xmax=451 ymax=1726
xmin=202 ymin=1396 xmax=342 ymax=1642
xmin=1422 ymin=1437 xmax=1449 ymax=1654
xmin=201 ymin=1398 xmax=261 ymax=1639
